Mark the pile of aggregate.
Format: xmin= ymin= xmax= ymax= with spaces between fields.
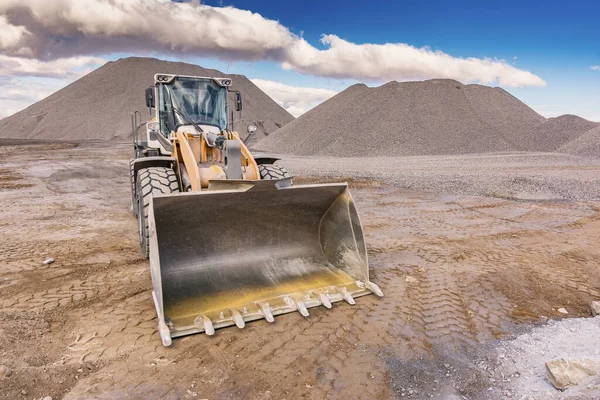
xmin=256 ymin=79 xmax=598 ymax=157
xmin=0 ymin=57 xmax=293 ymax=146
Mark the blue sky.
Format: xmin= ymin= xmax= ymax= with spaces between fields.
xmin=195 ymin=0 xmax=600 ymax=120
xmin=0 ymin=0 xmax=599 ymax=120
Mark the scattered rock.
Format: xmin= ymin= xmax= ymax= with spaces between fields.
xmin=557 ymin=308 xmax=568 ymax=314
xmin=42 ymin=396 xmax=53 ymax=400
xmin=591 ymin=301 xmax=600 ymax=317
xmin=545 ymin=359 xmax=598 ymax=390
xmin=0 ymin=364 xmax=12 ymax=378
xmin=42 ymin=258 xmax=55 ymax=265
xmin=405 ymin=276 xmax=418 ymax=284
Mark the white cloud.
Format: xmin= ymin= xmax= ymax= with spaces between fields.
xmin=0 ymin=0 xmax=545 ymax=87
xmin=0 ymin=0 xmax=294 ymax=61
xmin=251 ymin=78 xmax=337 ymax=116
xmin=0 ymin=77 xmax=62 ymax=117
xmin=0 ymin=55 xmax=105 ymax=78
xmin=0 ymin=16 xmax=30 ymax=56
xmin=0 ymin=55 xmax=103 ymax=118
xmin=282 ymin=35 xmax=545 ymax=87
xmin=0 ymin=104 xmax=25 ymax=119
xmin=591 ymin=66 xmax=600 ymax=71
xmin=0 ymin=77 xmax=60 ymax=102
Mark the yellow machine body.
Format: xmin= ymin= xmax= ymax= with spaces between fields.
xmin=132 ymin=74 xmax=383 ymax=346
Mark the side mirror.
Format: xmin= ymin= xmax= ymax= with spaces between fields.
xmin=235 ymin=92 xmax=242 ymax=112
xmin=145 ymin=87 xmax=155 ymax=108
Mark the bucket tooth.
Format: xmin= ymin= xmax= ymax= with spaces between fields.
xmin=148 ymin=182 xmax=383 ymax=344
xmin=313 ymin=290 xmax=332 ymax=309
xmin=364 ymin=281 xmax=384 ymax=297
xmin=194 ymin=315 xmax=215 ymax=336
xmin=230 ymin=308 xmax=245 ymax=329
xmin=257 ymin=302 xmax=275 ymax=323
xmin=339 ymin=288 xmax=356 ymax=305
xmin=294 ymin=298 xmax=310 ymax=317
xmin=158 ymin=321 xmax=172 ymax=347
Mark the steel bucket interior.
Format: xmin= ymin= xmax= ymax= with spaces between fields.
xmin=148 ymin=182 xmax=381 ymax=345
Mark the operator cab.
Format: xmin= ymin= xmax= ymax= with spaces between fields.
xmin=157 ymin=75 xmax=230 ymax=136
xmin=142 ymin=74 xmax=242 ymax=155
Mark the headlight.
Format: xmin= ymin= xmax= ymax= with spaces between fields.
xmin=155 ymin=74 xmax=174 ymax=84
xmin=215 ymin=78 xmax=232 ymax=87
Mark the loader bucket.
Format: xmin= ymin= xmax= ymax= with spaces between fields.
xmin=148 ymin=181 xmax=383 ymax=346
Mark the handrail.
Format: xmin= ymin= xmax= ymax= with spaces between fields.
xmin=131 ymin=110 xmax=141 ymax=144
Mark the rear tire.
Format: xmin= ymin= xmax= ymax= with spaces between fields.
xmin=258 ymin=164 xmax=291 ymax=181
xmin=136 ymin=167 xmax=180 ymax=258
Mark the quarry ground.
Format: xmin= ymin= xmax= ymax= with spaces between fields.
xmin=1 ymin=143 xmax=600 ymax=400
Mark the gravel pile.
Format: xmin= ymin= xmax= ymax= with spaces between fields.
xmin=257 ymin=79 xmax=599 ymax=157
xmin=0 ymin=57 xmax=293 ymax=145
xmin=523 ymin=114 xmax=599 ymax=152
xmin=559 ymin=126 xmax=600 ymax=158
xmin=256 ymin=79 xmax=546 ymax=156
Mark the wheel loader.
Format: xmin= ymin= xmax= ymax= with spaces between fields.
xmin=129 ymin=73 xmax=383 ymax=346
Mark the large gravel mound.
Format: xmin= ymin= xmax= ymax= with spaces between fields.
xmin=0 ymin=57 xmax=294 ymax=144
xmin=256 ymin=79 xmax=549 ymax=156
xmin=256 ymin=79 xmax=599 ymax=157
xmin=559 ymin=126 xmax=600 ymax=158
xmin=522 ymin=114 xmax=599 ymax=152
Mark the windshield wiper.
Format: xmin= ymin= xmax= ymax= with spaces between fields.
xmin=172 ymin=106 xmax=204 ymax=134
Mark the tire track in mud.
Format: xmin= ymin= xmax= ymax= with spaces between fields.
xmin=0 ymin=260 xmax=147 ymax=312
xmin=62 ymin=192 xmax=600 ymax=400
xmin=3 ymin=149 xmax=600 ymax=400
xmin=418 ymin=273 xmax=479 ymax=348
xmin=64 ymin=291 xmax=395 ymax=399
xmin=402 ymin=246 xmax=482 ymax=350
xmin=0 ymin=240 xmax=67 ymax=274
xmin=65 ymin=290 xmax=159 ymax=364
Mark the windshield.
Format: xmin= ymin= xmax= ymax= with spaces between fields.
xmin=158 ymin=78 xmax=227 ymax=135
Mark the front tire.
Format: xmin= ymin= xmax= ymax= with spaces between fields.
xmin=136 ymin=167 xmax=180 ymax=258
xmin=258 ymin=164 xmax=292 ymax=181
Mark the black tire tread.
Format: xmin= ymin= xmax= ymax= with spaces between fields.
xmin=137 ymin=167 xmax=179 ymax=257
xmin=259 ymin=164 xmax=291 ymax=180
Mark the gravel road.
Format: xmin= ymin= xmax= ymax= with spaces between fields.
xmin=280 ymin=151 xmax=600 ymax=201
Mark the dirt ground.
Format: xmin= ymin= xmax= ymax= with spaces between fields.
xmin=1 ymin=143 xmax=599 ymax=399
